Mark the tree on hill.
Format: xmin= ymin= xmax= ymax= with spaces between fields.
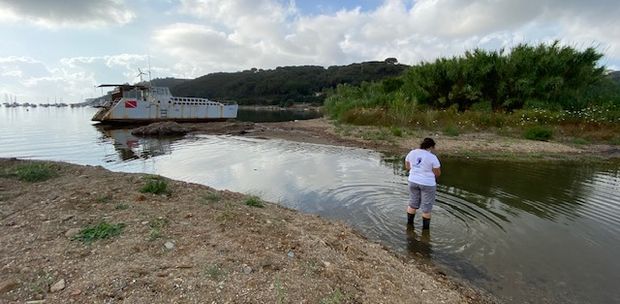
xmin=170 ymin=61 xmax=408 ymax=105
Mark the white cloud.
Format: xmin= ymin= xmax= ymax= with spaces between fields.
xmin=152 ymin=0 xmax=620 ymax=77
xmin=0 ymin=54 xmax=159 ymax=102
xmin=0 ymin=0 xmax=134 ymax=28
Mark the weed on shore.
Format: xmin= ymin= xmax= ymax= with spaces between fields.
xmin=245 ymin=196 xmax=265 ymax=208
xmin=9 ymin=163 xmax=57 ymax=182
xmin=74 ymin=221 xmax=125 ymax=244
xmin=148 ymin=218 xmax=169 ymax=241
xmin=140 ymin=177 xmax=170 ymax=195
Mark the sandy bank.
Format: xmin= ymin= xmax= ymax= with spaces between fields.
xmin=0 ymin=159 xmax=493 ymax=303
xmin=184 ymin=118 xmax=620 ymax=161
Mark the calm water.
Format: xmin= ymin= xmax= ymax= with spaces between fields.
xmin=1 ymin=107 xmax=619 ymax=304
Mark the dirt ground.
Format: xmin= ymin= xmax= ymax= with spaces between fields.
xmin=184 ymin=118 xmax=620 ymax=161
xmin=0 ymin=159 xmax=495 ymax=304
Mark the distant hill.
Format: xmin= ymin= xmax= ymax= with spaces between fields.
xmin=139 ymin=77 xmax=190 ymax=88
xmin=171 ymin=60 xmax=409 ymax=105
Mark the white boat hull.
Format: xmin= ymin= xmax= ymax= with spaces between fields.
xmin=91 ymin=86 xmax=237 ymax=123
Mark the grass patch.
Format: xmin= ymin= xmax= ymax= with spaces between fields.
xmin=442 ymin=125 xmax=460 ymax=137
xmin=274 ymin=276 xmax=287 ymax=304
xmin=244 ymin=196 xmax=265 ymax=208
xmin=115 ymin=203 xmax=129 ymax=210
xmin=320 ymin=289 xmax=349 ymax=304
xmin=74 ymin=221 xmax=125 ymax=244
xmin=14 ymin=163 xmax=56 ymax=182
xmin=201 ymin=192 xmax=221 ymax=204
xmin=571 ymin=138 xmax=590 ymax=145
xmin=148 ymin=218 xmax=169 ymax=241
xmin=204 ymin=264 xmax=226 ymax=282
xmin=95 ymin=194 xmax=112 ymax=204
xmin=29 ymin=271 xmax=54 ymax=295
xmin=389 ymin=126 xmax=403 ymax=137
xmin=140 ymin=177 xmax=170 ymax=195
xmin=216 ymin=202 xmax=236 ymax=222
xmin=524 ymin=125 xmax=553 ymax=141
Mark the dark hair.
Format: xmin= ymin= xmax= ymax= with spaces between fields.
xmin=420 ymin=137 xmax=436 ymax=150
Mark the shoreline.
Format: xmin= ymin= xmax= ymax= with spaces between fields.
xmin=183 ymin=118 xmax=620 ymax=162
xmin=0 ymin=158 xmax=495 ymax=303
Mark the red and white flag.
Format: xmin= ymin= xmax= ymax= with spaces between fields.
xmin=124 ymin=100 xmax=137 ymax=108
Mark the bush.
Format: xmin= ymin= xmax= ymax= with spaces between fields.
xmin=524 ymin=126 xmax=553 ymax=141
xmin=14 ymin=163 xmax=56 ymax=182
xmin=140 ymin=177 xmax=170 ymax=195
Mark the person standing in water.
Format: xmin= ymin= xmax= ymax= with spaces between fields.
xmin=405 ymin=138 xmax=441 ymax=229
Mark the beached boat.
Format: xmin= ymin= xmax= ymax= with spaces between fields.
xmin=92 ymin=84 xmax=238 ymax=123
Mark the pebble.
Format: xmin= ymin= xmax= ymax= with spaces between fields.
xmin=0 ymin=279 xmax=19 ymax=293
xmin=50 ymin=279 xmax=65 ymax=292
xmin=287 ymin=251 xmax=295 ymax=258
xmin=242 ymin=265 xmax=253 ymax=274
xmin=164 ymin=241 xmax=175 ymax=250
xmin=70 ymin=289 xmax=82 ymax=296
xmin=65 ymin=228 xmax=81 ymax=238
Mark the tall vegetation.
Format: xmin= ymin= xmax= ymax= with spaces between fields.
xmin=325 ymin=42 xmax=620 ymax=124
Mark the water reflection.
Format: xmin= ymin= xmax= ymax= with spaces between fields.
xmin=406 ymin=228 xmax=432 ymax=258
xmin=94 ymin=125 xmax=182 ymax=161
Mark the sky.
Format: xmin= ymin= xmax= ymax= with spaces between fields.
xmin=1 ymin=0 xmax=619 ymax=102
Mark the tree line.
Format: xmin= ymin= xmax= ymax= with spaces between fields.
xmin=168 ymin=60 xmax=407 ymax=106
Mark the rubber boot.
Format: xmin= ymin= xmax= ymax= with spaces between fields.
xmin=422 ymin=217 xmax=431 ymax=230
xmin=407 ymin=213 xmax=415 ymax=226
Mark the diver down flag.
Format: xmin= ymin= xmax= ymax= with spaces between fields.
xmin=124 ymin=100 xmax=137 ymax=108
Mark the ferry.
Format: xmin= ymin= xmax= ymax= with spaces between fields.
xmin=92 ymin=84 xmax=238 ymax=123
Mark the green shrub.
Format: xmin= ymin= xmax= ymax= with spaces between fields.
xmin=14 ymin=163 xmax=56 ymax=182
xmin=524 ymin=126 xmax=553 ymax=141
xmin=390 ymin=126 xmax=403 ymax=137
xmin=245 ymin=196 xmax=265 ymax=208
xmin=140 ymin=177 xmax=170 ymax=195
xmin=442 ymin=125 xmax=460 ymax=136
xmin=74 ymin=221 xmax=125 ymax=244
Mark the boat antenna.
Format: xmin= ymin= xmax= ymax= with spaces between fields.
xmin=147 ymin=54 xmax=152 ymax=88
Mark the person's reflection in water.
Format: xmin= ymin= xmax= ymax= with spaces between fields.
xmin=406 ymin=226 xmax=433 ymax=259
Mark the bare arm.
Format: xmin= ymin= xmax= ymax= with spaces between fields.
xmin=405 ymin=161 xmax=411 ymax=171
xmin=432 ymin=167 xmax=441 ymax=177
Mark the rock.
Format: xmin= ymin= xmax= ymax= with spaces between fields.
xmin=65 ymin=228 xmax=81 ymax=238
xmin=164 ymin=241 xmax=175 ymax=250
xmin=131 ymin=122 xmax=190 ymax=137
xmin=242 ymin=265 xmax=253 ymax=274
xmin=50 ymin=279 xmax=65 ymax=292
xmin=0 ymin=279 xmax=19 ymax=293
xmin=70 ymin=289 xmax=82 ymax=296
xmin=61 ymin=214 xmax=75 ymax=222
xmin=287 ymin=251 xmax=295 ymax=258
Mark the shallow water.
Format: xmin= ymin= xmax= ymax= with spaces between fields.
xmin=1 ymin=107 xmax=619 ymax=303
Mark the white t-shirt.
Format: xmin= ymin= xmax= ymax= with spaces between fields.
xmin=405 ymin=149 xmax=440 ymax=186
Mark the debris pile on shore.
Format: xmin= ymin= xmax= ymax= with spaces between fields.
xmin=131 ymin=122 xmax=191 ymax=136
